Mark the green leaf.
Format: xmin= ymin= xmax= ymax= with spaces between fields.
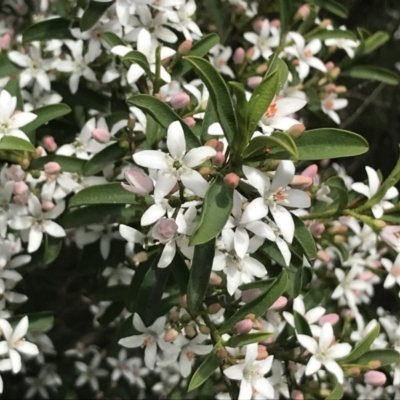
xmin=172 ymin=33 xmax=220 ymax=79
xmin=222 ymin=270 xmax=288 ymax=330
xmin=187 ymin=239 xmax=215 ymax=312
xmin=8 ymin=311 xmax=54 ymax=332
xmin=145 ymin=116 xmax=165 ymax=146
xmin=83 ymin=143 xmax=127 ymax=177
xmin=293 ymin=214 xmax=317 ymax=260
xmin=102 ymin=31 xmax=125 ymax=47
xmin=22 ymin=104 xmax=72 ymax=134
xmin=170 ymin=252 xmax=190 ymax=296
xmin=296 ymin=128 xmax=369 ymax=160
xmin=69 ymin=183 xmax=139 ymax=207
xmin=4 ymin=79 xmax=23 ymax=110
xmin=247 ymin=71 xmax=279 ymax=140
xmin=358 ymin=31 xmax=389 ymax=56
xmin=80 ymin=1 xmax=113 ymax=32
xmin=287 ymin=265 xmax=304 ymax=298
xmin=44 ymin=235 xmax=62 ymax=264
xmin=0 ymin=137 xmax=35 ymax=152
xmin=267 ymin=57 xmax=289 ymax=94
xmin=188 ymin=347 xmax=220 ymax=392
xmin=229 ymin=81 xmax=248 ymax=149
xmin=201 ymin=97 xmax=219 ymax=140
xmin=355 ymin=349 xmax=400 ymax=367
xmin=30 ymin=155 xmax=85 ymax=174
xmin=127 ymin=94 xmax=200 ymax=149
xmin=183 ymin=56 xmax=238 ymax=146
xmin=225 ymin=332 xmax=273 ymax=348
xmin=294 ymin=311 xmax=312 ymax=336
xmin=122 ymin=51 xmax=153 ymax=78
xmin=23 ymin=18 xmax=74 ymax=42
xmin=307 ymin=29 xmax=357 ymax=41
xmin=206 ymin=0 xmax=227 ymax=37
xmin=190 ymin=175 xmax=233 ymax=246
xmin=341 ymin=66 xmax=399 ymax=86
xmin=62 ymin=204 xmax=141 ymax=229
xmin=244 ymin=132 xmax=298 ymax=160
xmin=94 ymin=285 xmax=129 ymax=302
xmin=326 ymin=375 xmax=344 ymax=400
xmin=0 ymin=55 xmax=21 ymax=79
xmin=314 ymin=0 xmax=348 ymax=18
xmin=239 ymin=278 xmax=275 ymax=292
xmin=279 ymin=0 xmax=292 ymax=36
xmin=339 ymin=322 xmax=380 ymax=363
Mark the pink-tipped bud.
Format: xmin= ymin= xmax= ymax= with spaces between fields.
xmin=269 ymin=296 xmax=288 ymax=310
xmin=330 ymin=67 xmax=341 ymax=79
xmin=287 ymin=123 xmax=306 ymax=139
xmin=43 ymin=136 xmax=57 ymax=152
xmin=44 ymin=162 xmax=61 ymax=175
xmin=164 ymin=328 xmax=179 ymax=343
xmin=122 ymin=169 xmax=154 ymax=196
xmin=317 ymin=250 xmax=330 ymax=263
xmin=319 ymin=313 xmax=339 ymax=326
xmin=257 ymin=345 xmax=269 ymax=360
xmin=233 ymin=47 xmax=245 ymax=64
xmin=92 ymin=128 xmax=111 ymax=143
xmin=205 ymin=138 xmax=219 ymax=150
xmin=180 ymin=295 xmax=187 ymax=308
xmin=183 ymin=117 xmax=196 ymax=127
xmin=325 ymin=83 xmax=336 ymax=92
xmin=41 ymin=199 xmax=54 ymax=211
xmin=152 ymin=218 xmax=178 ymax=243
xmin=296 ymin=4 xmax=310 ymax=18
xmin=252 ymin=18 xmax=264 ymax=33
xmin=291 ymin=390 xmax=304 ymax=400
xmin=0 ymin=33 xmax=11 ymax=49
xmin=320 ymin=158 xmax=330 ymax=168
xmin=341 ymin=308 xmax=355 ymax=318
xmin=325 ymin=61 xmax=335 ymax=72
xmin=209 ymin=271 xmax=222 ymax=285
xmin=246 ymin=47 xmax=255 ymax=60
xmin=235 ymin=319 xmax=253 ymax=334
xmin=178 ymin=40 xmax=192 ymax=55
xmin=216 ymin=141 xmax=224 ymax=153
xmin=184 ymin=325 xmax=196 ymax=338
xmin=224 ymin=173 xmax=240 ymax=188
xmin=132 ymin=251 xmax=148 ymax=263
xmin=270 ymin=19 xmax=281 ymax=28
xmin=13 ymin=181 xmax=28 ymax=196
xmin=309 ymin=222 xmax=325 ymax=238
xmin=301 ymin=164 xmax=318 ymax=179
xmin=364 ymin=371 xmax=386 ymax=386
xmin=290 ymin=175 xmax=313 ymax=189
xmin=256 ymin=64 xmax=268 ymax=74
xmin=241 ymin=288 xmax=261 ymax=303
xmin=247 ymin=76 xmax=263 ymax=89
xmin=359 ymin=271 xmax=374 ymax=281
xmin=170 ymin=92 xmax=191 ymax=109
xmin=213 ymin=151 xmax=225 ymax=167
xmin=208 ymin=303 xmax=222 ymax=314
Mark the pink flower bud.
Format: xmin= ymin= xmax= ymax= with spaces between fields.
xmin=252 ymin=18 xmax=264 ymax=33
xmin=269 ymin=296 xmax=288 ymax=310
xmin=13 ymin=193 xmax=29 ymax=205
xmin=325 ymin=83 xmax=336 ymax=92
xmin=42 ymin=199 xmax=55 ymax=211
xmin=224 ymin=173 xmax=240 ymax=188
xmin=213 ymin=151 xmax=225 ymax=167
xmin=301 ymin=164 xmax=318 ymax=178
xmin=319 ymin=313 xmax=339 ymax=326
xmin=341 ymin=308 xmax=355 ymax=318
xmin=170 ymin=92 xmax=190 ymax=109
xmin=246 ymin=47 xmax=255 ymax=59
xmin=257 ymin=345 xmax=269 ymax=360
xmin=216 ymin=141 xmax=224 ymax=153
xmin=43 ymin=136 xmax=57 ymax=152
xmin=291 ymin=390 xmax=304 ymax=400
xmin=364 ymin=371 xmax=386 ymax=386
xmin=325 ymin=61 xmax=335 ymax=72
xmin=152 ymin=218 xmax=178 ymax=243
xmin=270 ymin=19 xmax=281 ymax=28
xmin=178 ymin=40 xmax=192 ymax=55
xmin=317 ymin=250 xmax=330 ymax=263
xmin=44 ymin=162 xmax=61 ymax=175
xmin=183 ymin=117 xmax=196 ymax=127
xmin=290 ymin=175 xmax=313 ymax=189
xmin=92 ymin=128 xmax=111 ymax=143
xmin=359 ymin=271 xmax=374 ymax=281
xmin=122 ymin=169 xmax=154 ymax=196
xmin=297 ymin=4 xmax=310 ymax=18
xmin=209 ymin=271 xmax=222 ymax=285
xmin=13 ymin=181 xmax=28 ymax=196
xmin=0 ymin=33 xmax=11 ymax=49
xmin=180 ymin=295 xmax=187 ymax=308
xmin=309 ymin=222 xmax=325 ymax=238
xmin=235 ymin=319 xmax=253 ymax=334
xmin=184 ymin=325 xmax=196 ymax=338
xmin=163 ymin=328 xmax=179 ymax=343
xmin=233 ymin=47 xmax=245 ymax=64
xmin=241 ymin=288 xmax=261 ymax=303
xmin=247 ymin=76 xmax=263 ymax=89
xmin=6 ymin=165 xmax=24 ymax=181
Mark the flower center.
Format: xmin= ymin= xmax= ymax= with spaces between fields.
xmin=303 ymin=49 xmax=313 ymax=57
xmin=265 ymin=102 xmax=278 ymax=118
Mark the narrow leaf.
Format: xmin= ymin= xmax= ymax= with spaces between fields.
xmin=23 ymin=18 xmax=74 ymax=42
xmin=0 ymin=55 xmax=21 ymax=79
xmin=292 ymin=214 xmax=317 ymax=260
xmin=8 ymin=312 xmax=54 ymax=332
xmin=341 ymin=66 xmax=399 ymax=86
xmin=355 ymin=349 xmax=400 ymax=367
xmin=0 ymin=137 xmax=35 ymax=152
xmin=170 ymin=252 xmax=190 ymax=296
xmin=188 ymin=347 xmax=220 ymax=392
xmin=225 ymin=332 xmax=273 ymax=348
xmin=30 ymin=155 xmax=85 ymax=174
xmin=80 ymin=1 xmax=113 ymax=32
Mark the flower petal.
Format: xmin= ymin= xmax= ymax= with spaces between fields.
xmin=167 ymin=121 xmax=186 ymax=159
xmin=183 ymin=146 xmax=216 ymax=168
xmin=133 ymin=150 xmax=168 ymax=170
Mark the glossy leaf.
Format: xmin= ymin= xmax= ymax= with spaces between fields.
xmin=23 ymin=18 xmax=74 ymax=42
xmin=342 ymin=65 xmax=399 ymax=86
xmin=8 ymin=311 xmax=54 ymax=332
xmin=80 ymin=1 xmax=113 ymax=32
xmin=122 ymin=51 xmax=153 ymax=78
xmin=296 ymin=128 xmax=369 ymax=160
xmin=225 ymin=332 xmax=273 ymax=348
xmin=308 ymin=29 xmax=357 ymax=41
xmin=287 ymin=265 xmax=304 ymax=298
xmin=183 ymin=56 xmax=238 ymax=146
xmin=279 ymin=0 xmax=292 ymax=36
xmin=0 ymin=55 xmax=21 ymax=79
xmin=170 ymin=252 xmax=190 ymax=296
xmin=94 ymin=285 xmax=129 ymax=302
xmin=358 ymin=31 xmax=389 ymax=56
xmin=294 ymin=311 xmax=312 ymax=336
xmin=201 ymin=97 xmax=219 ymax=140
xmin=187 ymin=239 xmax=215 ymax=311
xmin=355 ymin=349 xmax=400 ymax=367
xmin=326 ymin=375 xmax=344 ymax=400
xmin=44 ymin=235 xmax=62 ymax=265
xmin=229 ymin=81 xmax=248 ymax=149
xmin=30 ymin=155 xmax=85 ymax=174
xmin=69 ymin=183 xmax=139 ymax=207
xmin=222 ymin=270 xmax=288 ymax=330
xmin=190 ymin=175 xmax=233 ymax=246
xmin=4 ymin=79 xmax=23 ymax=110
xmin=292 ymin=214 xmax=317 ymax=260
xmin=0 ymin=137 xmax=35 ymax=152
xmin=314 ymin=0 xmax=348 ymax=18
xmin=127 ymin=94 xmax=200 ymax=149
xmin=188 ymin=347 xmax=220 ymax=392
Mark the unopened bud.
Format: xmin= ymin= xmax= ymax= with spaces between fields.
xmin=21 ymin=159 xmax=30 ymax=170
xmin=235 ymin=319 xmax=253 ymax=334
xmin=252 ymin=319 xmax=264 ymax=330
xmin=287 ymin=123 xmax=306 ymax=139
xmin=364 ymin=370 xmax=386 ymax=386
xmin=328 ymin=225 xmax=348 ymax=234
xmin=213 ymin=151 xmax=225 ymax=167
xmin=184 ymin=325 xmax=196 ymax=338
xmin=373 ymin=220 xmax=387 ymax=229
xmin=325 ymin=83 xmax=336 ymax=92
xmin=180 ymin=313 xmax=192 ymax=324
xmin=208 ymin=303 xmax=222 ymax=314
xmin=169 ymin=311 xmax=180 ymax=321
xmin=183 ymin=116 xmax=196 ymax=127
xmin=92 ymin=128 xmax=111 ymax=143
xmin=13 ymin=181 xmax=28 ymax=195
xmin=309 ymin=222 xmax=325 ymax=238
xmin=241 ymin=288 xmax=261 ymax=303
xmin=205 ymin=138 xmax=219 ymax=149
xmin=270 ymin=19 xmax=280 ymax=28
xmin=317 ymin=250 xmax=330 ymax=263
xmin=123 ymin=169 xmax=154 ymax=196
xmin=246 ymin=47 xmax=255 ymax=60
xmin=43 ymin=136 xmax=57 ymax=152
xmin=291 ymin=390 xmax=304 ymax=400
xmin=127 ymin=119 xmax=136 ymax=130
xmin=290 ymin=175 xmax=313 ymax=189
xmin=170 ymin=92 xmax=191 ymax=109
xmin=269 ymin=296 xmax=288 ymax=310
xmin=209 ymin=271 xmax=222 ymax=285
xmin=301 ymin=164 xmax=318 ymax=178
xmin=245 ymin=313 xmax=256 ymax=322
xmin=319 ymin=313 xmax=339 ymax=326
xmin=359 ymin=271 xmax=374 ymax=281
xmin=0 ymin=33 xmax=12 ymax=50
xmin=44 ymin=162 xmax=61 ymax=175
xmin=199 ymin=325 xmax=211 ymax=335
xmin=320 ymin=18 xmax=331 ymax=28
xmin=178 ymin=40 xmax=192 ymax=55
xmin=217 ymin=349 xmax=228 ymax=360
xmin=34 ymin=147 xmax=42 ymax=158
xmin=335 ymin=85 xmax=347 ymax=94
xmin=325 ymin=61 xmax=335 ymax=71
xmin=333 ymin=234 xmax=346 ymax=244
xmin=224 ymin=173 xmax=240 ymax=188
xmin=256 ymin=64 xmax=268 ymax=75
xmin=199 ymin=166 xmax=212 ymax=177
xmin=216 ymin=141 xmax=224 ymax=153
xmin=132 ymin=251 xmax=148 ymax=263
xmin=41 ymin=199 xmax=55 ymax=211
xmin=348 ymin=367 xmax=361 ymax=377
xmin=296 ymin=4 xmax=310 ymax=18
xmin=329 ymin=66 xmax=341 ymax=79
xmin=247 ymin=76 xmax=263 ymax=89
xmin=119 ymin=140 xmax=129 ymax=149
xmin=257 ymin=345 xmax=269 ymax=360
xmin=367 ymin=360 xmax=382 ymax=369
xmin=252 ymin=18 xmax=264 ymax=33
xmin=180 ymin=295 xmax=187 ymax=308
xmin=233 ymin=47 xmax=245 ymax=64
xmin=163 ymin=328 xmax=179 ymax=342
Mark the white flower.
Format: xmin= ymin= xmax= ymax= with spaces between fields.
xmin=133 ymin=121 xmax=216 ymax=198
xmin=0 ymin=316 xmax=39 ymax=373
xmin=0 ymin=90 xmax=36 ymax=142
xmin=75 ymin=352 xmax=108 ymax=391
xmin=325 ymin=26 xmax=359 ymax=58
xmin=166 ymin=0 xmax=202 ymax=40
xmin=382 ymin=254 xmax=400 ymax=289
xmin=244 ymin=19 xmax=279 ymax=60
xmin=297 ymin=323 xmax=351 ymax=384
xmin=224 ymin=343 xmax=275 ymax=400
xmin=351 ymin=166 xmax=398 ymax=218
xmin=321 ymin=93 xmax=348 ymax=124
xmin=102 ymin=263 xmax=134 ymax=286
xmin=209 ymin=45 xmax=234 ymax=78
